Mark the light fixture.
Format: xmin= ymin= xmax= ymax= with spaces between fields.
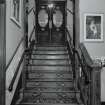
xmin=48 ymin=3 xmax=54 ymax=8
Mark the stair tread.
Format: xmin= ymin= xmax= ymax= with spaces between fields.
xmin=26 ymin=79 xmax=73 ymax=82
xmin=18 ymin=102 xmax=80 ymax=105
xmin=27 ymin=64 xmax=71 ymax=66
xmin=23 ymin=89 xmax=79 ymax=93
xmin=19 ymin=96 xmax=78 ymax=104
xmin=27 ymin=66 xmax=72 ymax=71
xmin=31 ymin=53 xmax=68 ymax=55
xmin=31 ymin=55 xmax=69 ymax=59
xmin=32 ymin=51 xmax=68 ymax=55
xmin=36 ymin=47 xmax=67 ymax=49
xmin=27 ymin=70 xmax=72 ymax=73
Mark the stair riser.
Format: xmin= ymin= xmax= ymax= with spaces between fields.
xmin=17 ymin=104 xmax=80 ymax=105
xmin=32 ymin=51 xmax=68 ymax=55
xmin=27 ymin=70 xmax=72 ymax=74
xmin=27 ymin=73 xmax=73 ymax=80
xmin=25 ymin=87 xmax=74 ymax=92
xmin=26 ymin=82 xmax=74 ymax=88
xmin=35 ymin=47 xmax=67 ymax=50
xmin=28 ymin=60 xmax=71 ymax=65
xmin=31 ymin=55 xmax=69 ymax=59
xmin=23 ymin=92 xmax=76 ymax=99
xmin=27 ymin=66 xmax=72 ymax=71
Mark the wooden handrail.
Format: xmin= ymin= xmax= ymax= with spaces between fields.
xmin=66 ymin=28 xmax=72 ymax=42
xmin=29 ymin=25 xmax=36 ymax=43
xmin=66 ymin=28 xmax=90 ymax=82
xmin=6 ymin=37 xmax=24 ymax=71
xmin=66 ymin=8 xmax=74 ymax=15
xmin=28 ymin=7 xmax=34 ymax=15
xmin=8 ymin=52 xmax=24 ymax=92
xmin=66 ymin=28 xmax=101 ymax=105
xmin=27 ymin=7 xmax=36 ymax=44
xmin=74 ymin=49 xmax=90 ymax=84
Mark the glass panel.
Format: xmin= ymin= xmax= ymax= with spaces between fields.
xmin=53 ymin=10 xmax=63 ymax=28
xmin=38 ymin=9 xmax=48 ymax=27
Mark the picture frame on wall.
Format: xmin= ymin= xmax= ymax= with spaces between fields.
xmin=84 ymin=13 xmax=103 ymax=42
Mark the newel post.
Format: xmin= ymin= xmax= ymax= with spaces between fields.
xmin=90 ymin=64 xmax=101 ymax=105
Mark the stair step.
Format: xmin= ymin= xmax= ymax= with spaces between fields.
xmin=27 ymin=60 xmax=71 ymax=65
xmin=27 ymin=65 xmax=72 ymax=71
xmin=26 ymin=79 xmax=73 ymax=82
xmin=24 ymin=89 xmax=79 ymax=93
xmin=35 ymin=47 xmax=67 ymax=51
xmin=27 ymin=73 xmax=73 ymax=80
xmin=25 ymin=87 xmax=75 ymax=92
xmin=27 ymin=70 xmax=72 ymax=74
xmin=32 ymin=50 xmax=68 ymax=55
xmin=31 ymin=55 xmax=69 ymax=59
xmin=36 ymin=44 xmax=66 ymax=47
xmin=26 ymin=81 xmax=74 ymax=88
xmin=17 ymin=103 xmax=81 ymax=105
xmin=18 ymin=95 xmax=78 ymax=105
xmin=23 ymin=92 xmax=77 ymax=100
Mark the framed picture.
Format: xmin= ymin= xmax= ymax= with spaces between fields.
xmin=10 ymin=0 xmax=22 ymax=27
xmin=84 ymin=13 xmax=103 ymax=42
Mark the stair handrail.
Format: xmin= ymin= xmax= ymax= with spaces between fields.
xmin=27 ymin=8 xmax=36 ymax=44
xmin=29 ymin=25 xmax=36 ymax=43
xmin=6 ymin=37 xmax=24 ymax=71
xmin=7 ymin=37 xmax=25 ymax=92
xmin=66 ymin=28 xmax=89 ymax=82
xmin=8 ymin=52 xmax=25 ymax=92
xmin=66 ymin=28 xmax=101 ymax=105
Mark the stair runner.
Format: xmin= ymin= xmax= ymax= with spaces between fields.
xmin=17 ymin=44 xmax=83 ymax=105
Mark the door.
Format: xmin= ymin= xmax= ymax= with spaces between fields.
xmin=36 ymin=1 xmax=66 ymax=44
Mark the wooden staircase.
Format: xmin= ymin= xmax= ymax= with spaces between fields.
xmin=16 ymin=44 xmax=83 ymax=105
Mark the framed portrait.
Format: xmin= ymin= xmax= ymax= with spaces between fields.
xmin=84 ymin=13 xmax=103 ymax=42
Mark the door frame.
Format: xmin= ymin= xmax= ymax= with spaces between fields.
xmin=0 ymin=0 xmax=6 ymax=105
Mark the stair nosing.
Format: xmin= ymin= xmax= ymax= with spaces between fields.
xmin=26 ymin=64 xmax=71 ymax=66
xmin=24 ymin=90 xmax=78 ymax=93
xmin=26 ymin=80 xmax=73 ymax=82
xmin=18 ymin=103 xmax=79 ymax=105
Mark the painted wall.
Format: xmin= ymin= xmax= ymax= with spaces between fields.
xmin=79 ymin=0 xmax=105 ymax=59
xmin=79 ymin=0 xmax=105 ymax=101
xmin=6 ymin=0 xmax=24 ymax=65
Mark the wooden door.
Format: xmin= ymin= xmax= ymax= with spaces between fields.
xmin=36 ymin=1 xmax=66 ymax=44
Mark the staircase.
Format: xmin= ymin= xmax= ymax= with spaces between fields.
xmin=17 ymin=43 xmax=83 ymax=105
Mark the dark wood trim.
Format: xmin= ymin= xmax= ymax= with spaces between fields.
xmin=27 ymin=7 xmax=36 ymax=15
xmin=6 ymin=37 xmax=24 ymax=71
xmin=8 ymin=52 xmax=25 ymax=92
xmin=28 ymin=7 xmax=33 ymax=14
xmin=66 ymin=8 xmax=74 ymax=15
xmin=79 ymin=43 xmax=101 ymax=68
xmin=0 ymin=1 xmax=6 ymax=105
xmin=101 ymin=102 xmax=105 ymax=105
